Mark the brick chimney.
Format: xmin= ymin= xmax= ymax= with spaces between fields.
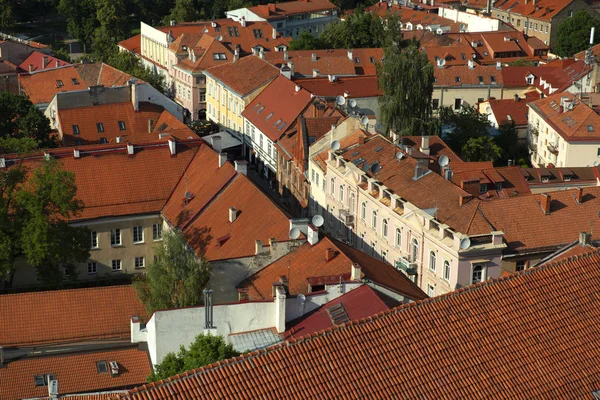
xmin=540 ymin=193 xmax=551 ymax=214
xmin=575 ymin=187 xmax=583 ymax=204
xmin=351 ymin=263 xmax=361 ymax=280
xmin=325 ymin=248 xmax=336 ymax=261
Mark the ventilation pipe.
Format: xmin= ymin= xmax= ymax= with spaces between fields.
xmin=218 ymin=152 xmax=227 ymax=168
xmin=168 ymin=139 xmax=176 ymax=156
xmin=203 ymin=289 xmax=214 ymax=329
xmin=229 ymin=207 xmax=238 ymax=223
xmin=351 ymin=263 xmax=361 ymax=280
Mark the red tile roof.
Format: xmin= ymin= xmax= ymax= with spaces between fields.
xmin=118 ymin=34 xmax=141 ymax=54
xmin=0 ymin=285 xmax=147 ymax=347
xmin=242 ymin=75 xmax=313 ymax=142
xmin=502 ymin=60 xmax=591 ymax=94
xmin=120 ymin=249 xmax=600 ymax=399
xmin=18 ymin=51 xmax=70 ymax=73
xmin=239 ymin=236 xmax=426 ymax=301
xmin=284 ymin=285 xmax=391 ymax=339
xmin=247 ymin=0 xmax=336 ymax=20
xmin=204 ymin=55 xmax=279 ymax=96
xmin=493 ymin=0 xmax=573 ymax=22
xmin=486 ymin=97 xmax=530 ymax=126
xmin=19 ymin=65 xmax=84 ymax=104
xmin=0 ymin=347 xmax=150 ymax=400
xmin=174 ymin=34 xmax=233 ymax=73
xmin=434 ymin=64 xmax=503 ymax=86
xmin=295 ymin=75 xmax=381 ymax=99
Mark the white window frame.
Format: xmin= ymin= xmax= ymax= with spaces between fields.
xmin=382 ymin=219 xmax=388 ymax=238
xmin=471 ymin=264 xmax=486 ymax=284
xmin=427 ymin=284 xmax=435 ymax=297
xmin=90 ymin=231 xmax=98 ymax=249
xmin=443 ymin=260 xmax=450 ymax=281
xmin=110 ymin=229 xmax=121 ymax=246
xmin=135 ymin=256 xmax=145 ymax=269
xmin=339 ymin=185 xmax=344 ymax=203
xmin=372 ymin=211 xmax=377 ymax=230
xmin=429 ymin=251 xmax=436 ymax=272
xmin=88 ymin=262 xmax=97 ymax=274
xmin=133 ymin=226 xmax=144 ymax=244
xmin=112 ymin=259 xmax=122 ymax=271
xmin=361 ymin=202 xmax=366 ymax=220
xmin=395 ymin=228 xmax=402 ymax=247
xmin=152 ymin=223 xmax=163 ymax=241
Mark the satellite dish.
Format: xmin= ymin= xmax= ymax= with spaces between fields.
xmin=289 ymin=228 xmax=301 ymax=239
xmin=335 ymin=95 xmax=346 ymax=106
xmin=331 ymin=140 xmax=341 ymax=151
xmin=438 ymin=155 xmax=449 ymax=167
xmin=395 ymin=152 xmax=404 ymax=160
xmin=375 ymin=122 xmax=384 ymax=132
xmin=348 ymin=99 xmax=357 ymax=108
xmin=184 ymin=191 xmax=193 ymax=200
xmin=370 ymin=163 xmax=379 ymax=173
xmin=312 ymin=214 xmax=324 ymax=227
xmin=360 ymin=116 xmax=369 ymax=127
xmin=216 ymin=35 xmax=223 ymax=41
xmin=297 ymin=294 xmax=306 ymax=304
xmin=459 ymin=237 xmax=471 ymax=250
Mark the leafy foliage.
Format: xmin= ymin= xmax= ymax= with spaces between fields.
xmin=495 ymin=121 xmax=529 ymax=166
xmin=149 ymin=334 xmax=240 ymax=382
xmin=555 ymin=11 xmax=600 ymax=57
xmin=165 ymin=0 xmax=198 ymax=24
xmin=104 ymin=49 xmax=167 ymax=93
xmin=288 ymin=31 xmax=327 ymax=51
xmin=0 ymin=93 xmax=57 ymax=149
xmin=58 ymin=0 xmax=98 ymax=46
xmin=134 ymin=229 xmax=209 ymax=314
xmin=461 ymin=136 xmax=502 ymax=162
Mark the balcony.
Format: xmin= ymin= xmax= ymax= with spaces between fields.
xmin=396 ymin=257 xmax=417 ymax=276
xmin=547 ymin=143 xmax=559 ymax=155
xmin=338 ymin=209 xmax=354 ymax=227
xmin=528 ymin=142 xmax=537 ymax=152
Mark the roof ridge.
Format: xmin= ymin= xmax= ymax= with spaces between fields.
xmin=0 ymin=283 xmax=133 ymax=298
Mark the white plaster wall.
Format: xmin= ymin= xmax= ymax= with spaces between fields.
xmin=141 ymin=22 xmax=169 ymax=45
xmin=437 ymin=8 xmax=503 ymax=31
xmin=135 ymin=83 xmax=185 ymax=121
xmin=285 ymin=282 xmax=362 ymax=321
xmin=225 ymin=9 xmax=265 ymax=22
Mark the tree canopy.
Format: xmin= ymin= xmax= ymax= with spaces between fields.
xmin=150 ymin=334 xmax=239 ymax=382
xmin=555 ymin=11 xmax=600 ymax=57
xmin=134 ymin=228 xmax=210 ymax=314
xmin=0 ymin=93 xmax=56 ymax=149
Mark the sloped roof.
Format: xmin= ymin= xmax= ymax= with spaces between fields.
xmin=493 ymin=0 xmax=574 ymax=22
xmin=174 ymin=34 xmax=233 ymax=73
xmin=502 ymin=60 xmax=591 ymax=94
xmin=0 ymin=285 xmax=147 ymax=347
xmin=0 ymin=347 xmax=150 ymax=399
xmin=18 ymin=51 xmax=70 ymax=73
xmin=434 ymin=64 xmax=503 ymax=86
xmin=204 ymin=55 xmax=279 ymax=96
xmin=486 ymin=97 xmax=530 ymax=126
xmin=120 ymin=249 xmax=600 ymax=399
xmin=19 ymin=65 xmax=84 ymax=104
xmin=247 ymin=0 xmax=336 ymax=19
xmin=295 ymin=75 xmax=381 ymax=98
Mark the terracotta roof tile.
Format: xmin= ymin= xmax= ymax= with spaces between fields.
xmin=295 ymin=75 xmax=381 ymax=99
xmin=0 ymin=347 xmax=150 ymax=399
xmin=502 ymin=60 xmax=590 ymax=94
xmin=119 ymin=249 xmax=600 ymax=399
xmin=434 ymin=64 xmax=503 ymax=86
xmin=486 ymin=97 xmax=530 ymax=126
xmin=174 ymin=35 xmax=232 ymax=73
xmin=18 ymin=51 xmax=70 ymax=73
xmin=0 ymin=285 xmax=147 ymax=347
xmin=247 ymin=0 xmax=336 ymax=19
xmin=204 ymin=55 xmax=279 ymax=96
xmin=118 ymin=34 xmax=141 ymax=54
xmin=494 ymin=0 xmax=573 ymax=22
xmin=265 ymin=48 xmax=383 ymax=76
xmin=19 ymin=66 xmax=84 ymax=104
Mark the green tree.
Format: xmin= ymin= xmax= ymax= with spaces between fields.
xmin=0 ymin=0 xmax=13 ymax=31
xmin=507 ymin=58 xmax=536 ymax=66
xmin=106 ymin=50 xmax=167 ymax=93
xmin=149 ymin=334 xmax=240 ymax=382
xmin=461 ymin=136 xmax=502 ymax=162
xmin=441 ymin=105 xmax=491 ymax=153
xmin=495 ymin=121 xmax=530 ymax=166
xmin=377 ymin=37 xmax=435 ymax=136
xmin=555 ymin=10 xmax=600 ymax=57
xmin=134 ymin=229 xmax=209 ymax=314
xmin=0 ymin=93 xmax=56 ymax=149
xmin=96 ymin=0 xmax=128 ymax=39
xmin=166 ymin=0 xmax=198 ymax=23
xmin=289 ymin=31 xmax=327 ymax=50
xmin=320 ymin=7 xmax=387 ymax=49
xmin=58 ymin=0 xmax=98 ymax=47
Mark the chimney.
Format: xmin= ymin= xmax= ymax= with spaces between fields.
xmin=347 ymin=49 xmax=353 ymax=61
xmin=579 ymin=232 xmax=591 ymax=246
xmin=259 ymin=48 xmax=265 ymax=60
xmin=283 ymin=49 xmax=289 ymax=61
xmin=28 ymin=64 xmax=33 ymax=73
xmin=170 ymin=20 xmax=176 ymax=26
xmin=168 ymin=139 xmax=177 ymax=156
xmin=211 ymin=136 xmax=222 ymax=152
xmin=252 ymin=47 xmax=259 ymax=57
xmin=295 ymin=85 xmax=301 ymax=92
xmin=233 ymin=47 xmax=240 ymax=62
xmin=413 ymin=162 xmax=424 ymax=180
xmin=311 ymin=53 xmax=317 ymax=62
xmin=229 ymin=207 xmax=238 ymax=223
xmin=234 ymin=159 xmax=248 ymax=175
xmin=148 ymin=118 xmax=153 ymax=133
xmin=73 ymin=149 xmax=80 ymax=159
xmin=468 ymin=59 xmax=474 ymax=69
xmin=219 ymin=152 xmax=227 ymax=168
xmin=240 ymin=16 xmax=246 ymax=27
xmin=274 ymin=284 xmax=286 ymax=333
xmin=127 ymin=143 xmax=134 ymax=155
xmin=42 ymin=55 xmax=49 ymax=69
xmin=55 ymin=60 xmax=60 ymax=68
xmin=307 ymin=224 xmax=319 ymax=245
xmin=325 ymin=248 xmax=336 ymax=262
xmin=312 ymin=68 xmax=319 ymax=77
xmin=540 ymin=193 xmax=551 ymax=214
xmin=491 ymin=231 xmax=503 ymax=246
xmin=575 ymin=187 xmax=583 ymax=204
xmin=115 ymin=136 xmax=123 ymax=144
xmin=272 ymin=28 xmax=277 ymax=39
xmin=420 ymin=136 xmax=430 ymax=155
xmin=444 ymin=167 xmax=453 ymax=181
xmin=288 ymin=61 xmax=294 ymax=76
xmin=351 ymin=263 xmax=361 ymax=280
xmin=514 ymin=94 xmax=519 ymax=102
xmin=255 ymin=240 xmax=263 ymax=255
xmin=48 ymin=379 xmax=58 ymax=399
xmin=132 ymin=82 xmax=139 ymax=111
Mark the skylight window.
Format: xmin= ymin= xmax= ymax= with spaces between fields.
xmin=461 ymin=53 xmax=466 ymax=60
xmin=96 ymin=122 xmax=104 ymax=132
xmin=34 ymin=374 xmax=54 ymax=387
xmin=72 ymin=124 xmax=80 ymax=135
xmin=257 ymin=106 xmax=265 ymax=114
xmin=212 ymin=53 xmax=227 ymax=60
xmin=478 ymin=76 xmax=484 ymax=84
xmin=72 ymin=78 xmax=79 ymax=85
xmin=588 ymin=125 xmax=595 ymax=132
xmin=118 ymin=121 xmax=126 ymax=130
xmin=354 ymin=57 xmax=360 ymax=63
xmin=455 ymin=77 xmax=461 ymax=83
xmin=370 ymin=56 xmax=375 ymax=63
xmin=56 ymin=80 xmax=64 ymax=87
xmin=266 ymin=112 xmax=273 ymax=120
xmin=96 ymin=361 xmax=108 ymax=373
xmin=278 ymin=122 xmax=287 ymax=130
xmin=490 ymin=76 xmax=496 ymax=83
xmin=274 ymin=118 xmax=282 ymax=126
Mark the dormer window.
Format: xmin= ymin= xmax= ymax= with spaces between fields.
xmin=526 ymin=74 xmax=534 ymax=85
xmin=212 ymin=53 xmax=226 ymax=60
xmin=56 ymin=80 xmax=64 ymax=87
xmin=100 ymin=137 xmax=107 ymax=144
xmin=455 ymin=76 xmax=461 ymax=83
xmin=479 ymin=184 xmax=488 ymax=194
xmin=96 ymin=122 xmax=104 ymax=132
xmin=118 ymin=121 xmax=126 ymax=130
xmin=72 ymin=78 xmax=79 ymax=85
xmin=495 ymin=182 xmax=502 ymax=191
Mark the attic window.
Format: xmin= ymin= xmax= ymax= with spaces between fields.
xmin=278 ymin=122 xmax=287 ymax=130
xmin=118 ymin=121 xmax=126 ymax=130
xmin=354 ymin=57 xmax=360 ymax=63
xmin=96 ymin=361 xmax=108 ymax=373
xmin=34 ymin=374 xmax=54 ymax=386
xmin=227 ymin=26 xmax=239 ymax=36
xmin=478 ymin=76 xmax=484 ymax=84
xmin=56 ymin=80 xmax=64 ymax=87
xmin=72 ymin=124 xmax=80 ymax=135
xmin=96 ymin=122 xmax=104 ymax=132
xmin=253 ymin=29 xmax=263 ymax=39
xmin=257 ymin=106 xmax=265 ymax=114
xmin=72 ymin=78 xmax=79 ymax=85
xmin=455 ymin=77 xmax=461 ymax=83
xmin=266 ymin=112 xmax=273 ymax=120
xmin=461 ymin=53 xmax=466 ymax=60
xmin=274 ymin=118 xmax=282 ymax=126
xmin=369 ymin=56 xmax=375 ymax=63
xmin=588 ymin=125 xmax=595 ymax=132
xmin=479 ymin=184 xmax=488 ymax=194
xmin=490 ymin=76 xmax=496 ymax=83
xmin=100 ymin=137 xmax=107 ymax=144
xmin=495 ymin=182 xmax=502 ymax=191
xmin=213 ymin=53 xmax=227 ymax=60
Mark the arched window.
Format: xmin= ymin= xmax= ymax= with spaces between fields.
xmin=396 ymin=228 xmax=402 ymax=247
xmin=382 ymin=219 xmax=388 ymax=238
xmin=330 ymin=178 xmax=335 ymax=195
xmin=443 ymin=260 xmax=450 ymax=281
xmin=429 ymin=251 xmax=436 ymax=272
xmin=339 ymin=185 xmax=344 ymax=203
xmin=361 ymin=202 xmax=366 ymax=220
xmin=472 ymin=265 xmax=483 ymax=284
xmin=372 ymin=211 xmax=377 ymax=230
xmin=411 ymin=238 xmax=419 ymax=261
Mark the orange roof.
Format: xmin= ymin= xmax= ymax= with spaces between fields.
xmin=120 ymin=250 xmax=600 ymax=399
xmin=247 ymin=0 xmax=336 ymax=19
xmin=242 ymin=75 xmax=313 ymax=142
xmin=174 ymin=34 xmax=232 ymax=73
xmin=0 ymin=285 xmax=147 ymax=347
xmin=97 ymin=63 xmax=138 ymax=87
xmin=494 ymin=0 xmax=573 ymax=22
xmin=0 ymin=347 xmax=150 ymax=399
xmin=502 ymin=61 xmax=590 ymax=94
xmin=18 ymin=51 xmax=70 ymax=73
xmin=182 ymin=173 xmax=292 ymax=261
xmin=434 ymin=64 xmax=503 ymax=86
xmin=204 ymin=55 xmax=279 ymax=96
xmin=486 ymin=97 xmax=530 ymax=126
xmin=239 ymin=236 xmax=426 ymax=300
xmin=295 ymin=75 xmax=381 ymax=99
xmin=528 ymin=92 xmax=600 ymax=142
xmin=19 ymin=65 xmax=84 ymax=104
xmin=118 ymin=34 xmax=141 ymax=54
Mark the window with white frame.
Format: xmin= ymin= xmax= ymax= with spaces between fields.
xmin=361 ymin=202 xmax=366 ymax=220
xmin=429 ymin=251 xmax=436 ymax=272
xmin=382 ymin=219 xmax=388 ymax=238
xmin=135 ymin=256 xmax=145 ymax=269
xmin=411 ymin=238 xmax=419 ymax=262
xmin=427 ymin=284 xmax=435 ymax=297
xmin=339 ymin=185 xmax=344 ymax=203
xmin=112 ymin=259 xmax=122 ymax=271
xmin=152 ymin=223 xmax=163 ymax=241
xmin=330 ymin=178 xmax=335 ymax=195
xmin=472 ymin=264 xmax=484 ymax=284
xmin=88 ymin=262 xmax=97 ymax=274
xmin=396 ymin=228 xmax=401 ymax=247
xmin=443 ymin=260 xmax=450 ymax=281
xmin=90 ymin=231 xmax=98 ymax=249
xmin=110 ymin=229 xmax=121 ymax=246
xmin=372 ymin=211 xmax=377 ymax=230
xmin=133 ymin=226 xmax=144 ymax=243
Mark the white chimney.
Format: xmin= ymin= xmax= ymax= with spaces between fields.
xmin=347 ymin=49 xmax=353 ymax=60
xmin=313 ymin=68 xmax=319 ymax=77
xmin=288 ymin=61 xmax=294 ymax=76
xmin=255 ymin=239 xmax=263 ymax=255
xmin=233 ymin=47 xmax=240 ymax=62
xmin=116 ymin=136 xmax=122 ymax=143
xmin=295 ymin=85 xmax=301 ymax=92
xmin=73 ymin=149 xmax=80 ymax=158
xmin=168 ymin=139 xmax=176 ymax=155
xmin=420 ymin=136 xmax=430 ymax=155
xmin=211 ymin=136 xmax=222 ymax=152
xmin=240 ymin=16 xmax=246 ymax=27
xmin=496 ymin=61 xmax=502 ymax=70
xmin=328 ymin=75 xmax=336 ymax=82
xmin=219 ymin=152 xmax=227 ymax=168
xmin=283 ymin=49 xmax=289 ymax=61
xmin=468 ymin=59 xmax=474 ymax=69
xmin=272 ymin=28 xmax=277 ymax=39
xmin=307 ymin=224 xmax=319 ymax=245
xmin=48 ymin=379 xmax=59 ymax=400
xmin=259 ymin=48 xmax=265 ymax=60
xmin=229 ymin=207 xmax=238 ymax=223
xmin=312 ymin=53 xmax=317 ymax=62
xmin=351 ymin=263 xmax=361 ymax=280
xmin=234 ymin=159 xmax=248 ymax=175
xmin=127 ymin=143 xmax=134 ymax=155
xmin=274 ymin=284 xmax=286 ymax=333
